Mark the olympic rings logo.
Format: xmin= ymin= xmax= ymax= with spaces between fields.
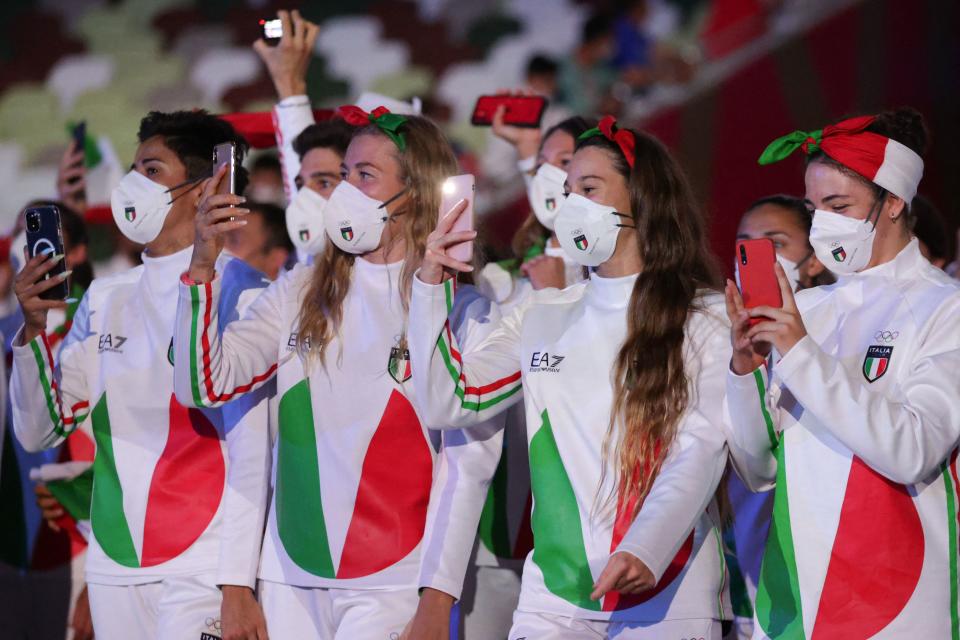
xmin=205 ymin=617 xmax=222 ymax=631
xmin=874 ymin=330 xmax=899 ymax=342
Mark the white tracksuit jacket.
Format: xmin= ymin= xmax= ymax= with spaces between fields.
xmin=9 ymin=246 xmax=271 ymax=585
xmin=409 ymin=271 xmax=733 ymax=622
xmin=172 ymin=258 xmax=504 ymax=596
xmin=723 ymin=239 xmax=960 ymax=639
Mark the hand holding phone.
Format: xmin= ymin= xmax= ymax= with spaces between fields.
xmin=439 ymin=175 xmax=475 ymax=263
xmin=735 ymin=238 xmax=783 ymax=326
xmin=471 ymin=95 xmax=547 ymax=128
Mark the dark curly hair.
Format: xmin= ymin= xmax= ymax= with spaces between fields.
xmin=138 ymin=110 xmax=250 ymax=193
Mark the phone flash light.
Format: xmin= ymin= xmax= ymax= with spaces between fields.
xmin=442 ymin=180 xmax=456 ymax=195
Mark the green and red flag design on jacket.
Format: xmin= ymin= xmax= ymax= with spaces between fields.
xmin=275 ymin=383 xmax=433 ymax=578
xmin=90 ymin=393 xmax=225 ymax=567
xmin=754 ymin=410 xmax=928 ymax=638
xmin=528 ymin=409 xmax=693 ymax=611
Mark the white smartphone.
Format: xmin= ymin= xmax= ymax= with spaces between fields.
xmin=439 ymin=174 xmax=475 ymax=263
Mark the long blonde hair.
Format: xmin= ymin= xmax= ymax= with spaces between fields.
xmin=297 ymin=116 xmax=459 ymax=359
xmin=580 ymin=129 xmax=719 ymax=518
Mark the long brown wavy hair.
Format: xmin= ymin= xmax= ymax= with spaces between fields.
xmin=296 ymin=116 xmax=459 ymax=359
xmin=579 ymin=128 xmax=720 ymax=518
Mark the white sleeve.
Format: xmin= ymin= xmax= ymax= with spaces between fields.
xmin=215 ymin=282 xmax=276 ymax=589
xmin=615 ymin=309 xmax=730 ymax=581
xmin=418 ymin=288 xmax=508 ymax=599
xmin=217 ymin=380 xmax=273 ymax=588
xmin=273 ymin=95 xmax=315 ymax=200
xmin=722 ymin=365 xmax=779 ymax=492
xmin=173 ymin=273 xmax=282 ymax=409
xmin=10 ymin=293 xmax=93 ymax=452
xmin=773 ymin=296 xmax=960 ymax=485
xmin=409 ymin=276 xmax=524 ymax=430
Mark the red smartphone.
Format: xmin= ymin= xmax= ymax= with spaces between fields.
xmin=736 ymin=238 xmax=782 ymax=325
xmin=439 ymin=174 xmax=475 ymax=263
xmin=471 ymin=95 xmax=547 ymax=128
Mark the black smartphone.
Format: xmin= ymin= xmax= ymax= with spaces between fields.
xmin=68 ymin=121 xmax=87 ymax=201
xmin=24 ymin=205 xmax=69 ymax=301
xmin=260 ymin=18 xmax=282 ymax=46
xmin=71 ymin=121 xmax=86 ymax=155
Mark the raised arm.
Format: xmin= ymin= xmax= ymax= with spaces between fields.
xmin=10 ymin=254 xmax=89 ymax=452
xmin=409 ymin=203 xmax=525 ymax=429
xmin=173 ymin=167 xmax=281 ymax=409
xmin=773 ymin=295 xmax=960 ymax=485
xmin=253 ymin=9 xmax=320 ymax=200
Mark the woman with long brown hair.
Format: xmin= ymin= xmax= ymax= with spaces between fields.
xmin=170 ymin=106 xmax=502 ymax=639
xmin=408 ymin=116 xmax=732 ymax=638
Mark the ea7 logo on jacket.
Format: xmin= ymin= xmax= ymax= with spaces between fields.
xmin=863 ymin=345 xmax=893 ymax=383
xmin=529 ymin=351 xmax=565 ymax=373
xmin=98 ymin=333 xmax=127 ymax=353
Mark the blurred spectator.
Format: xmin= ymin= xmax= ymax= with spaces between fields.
xmin=525 ymin=55 xmax=560 ymax=101
xmin=291 ymin=121 xmax=353 ymax=197
xmin=246 ymin=153 xmax=286 ymax=207
xmin=557 ymin=13 xmax=619 ymax=116
xmin=911 ymin=195 xmax=956 ymax=271
xmin=613 ymin=0 xmax=656 ymax=85
xmin=224 ymin=201 xmax=294 ymax=281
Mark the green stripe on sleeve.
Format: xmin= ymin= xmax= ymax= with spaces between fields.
xmin=942 ymin=461 xmax=959 ymax=640
xmin=435 ymin=331 xmax=521 ymax=412
xmin=29 ymin=340 xmax=65 ymax=437
xmin=753 ymin=368 xmax=778 ymax=450
xmin=188 ymin=284 xmax=205 ymax=408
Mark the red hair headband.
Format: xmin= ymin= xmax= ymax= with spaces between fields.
xmin=758 ymin=115 xmax=924 ymax=202
xmin=337 ymin=105 xmax=408 ymax=150
xmin=578 ymin=115 xmax=636 ymax=169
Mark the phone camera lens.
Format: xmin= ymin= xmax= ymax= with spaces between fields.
xmin=26 ymin=211 xmax=41 ymax=233
xmin=739 ymin=245 xmax=747 ymax=265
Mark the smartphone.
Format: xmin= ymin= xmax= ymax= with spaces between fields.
xmin=213 ymin=142 xmax=239 ymax=197
xmin=439 ymin=174 xmax=475 ymax=263
xmin=68 ymin=121 xmax=87 ymax=201
xmin=471 ymin=95 xmax=547 ymax=128
xmin=260 ymin=18 xmax=282 ymax=46
xmin=71 ymin=121 xmax=86 ymax=156
xmin=24 ymin=205 xmax=69 ymax=301
xmin=736 ymin=238 xmax=782 ymax=326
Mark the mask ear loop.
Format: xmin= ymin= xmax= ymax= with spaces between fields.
xmin=612 ymin=211 xmax=636 ymax=230
xmin=166 ymin=175 xmax=207 ymax=205
xmin=866 ymin=189 xmax=888 ymax=230
xmin=377 ymin=188 xmax=409 ymax=223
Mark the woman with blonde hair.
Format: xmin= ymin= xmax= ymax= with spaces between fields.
xmin=171 ymin=105 xmax=501 ymax=639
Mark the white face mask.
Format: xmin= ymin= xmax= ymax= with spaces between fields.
xmin=776 ymin=252 xmax=813 ymax=293
xmin=525 ymin=163 xmax=567 ymax=230
xmin=110 ymin=170 xmax=198 ymax=244
xmin=286 ymin=187 xmax=328 ymax=256
xmin=809 ymin=208 xmax=879 ymax=275
xmin=554 ymin=193 xmax=632 ymax=267
xmin=323 ymin=180 xmax=405 ymax=254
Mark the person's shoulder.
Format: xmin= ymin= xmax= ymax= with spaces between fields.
xmin=85 ymin=264 xmax=144 ymax=300
xmin=217 ymin=254 xmax=271 ymax=292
